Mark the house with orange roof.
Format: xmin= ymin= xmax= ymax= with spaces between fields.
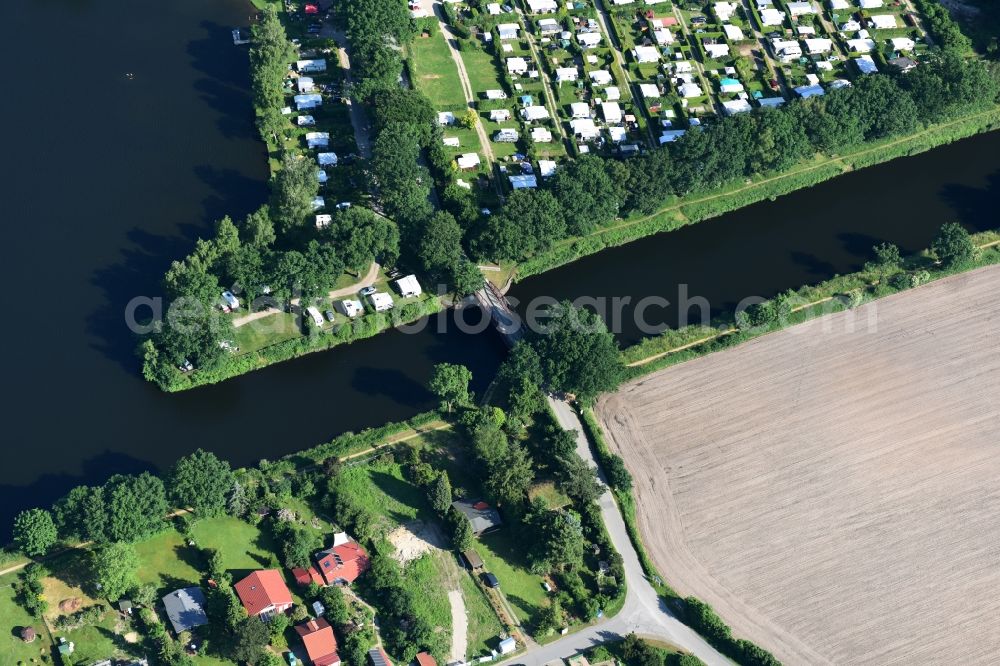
xmin=292 ymin=565 xmax=326 ymax=588
xmin=234 ymin=570 xmax=293 ymax=620
xmin=414 ymin=652 xmax=437 ymax=666
xmin=295 ymin=617 xmax=341 ymax=666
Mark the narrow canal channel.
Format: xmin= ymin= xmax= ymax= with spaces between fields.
xmin=511 ymin=130 xmax=1000 ymax=345
xmin=2 ymin=0 xmax=997 ymax=536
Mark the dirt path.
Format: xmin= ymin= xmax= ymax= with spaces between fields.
xmin=323 ymin=22 xmax=374 ymax=158
xmin=513 ymin=4 xmax=569 ymax=147
xmin=232 ymin=262 xmax=380 ymax=328
xmin=431 ymin=0 xmax=501 ymax=197
xmin=597 ymin=265 xmax=1000 ymax=665
xmin=448 ymin=589 xmax=469 ymax=662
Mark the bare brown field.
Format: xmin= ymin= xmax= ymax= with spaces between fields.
xmin=597 ymin=265 xmax=1000 ymax=665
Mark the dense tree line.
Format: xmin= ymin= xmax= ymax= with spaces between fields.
xmin=366 ymin=88 xmax=483 ymax=296
xmin=338 ymin=0 xmax=414 ymax=98
xmin=472 ymin=52 xmax=999 ymax=263
xmin=912 ymin=0 xmax=973 ymax=53
xmin=251 ymin=9 xmax=297 ymax=144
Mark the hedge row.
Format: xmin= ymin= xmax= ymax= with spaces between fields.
xmin=286 ymin=410 xmax=442 ymax=466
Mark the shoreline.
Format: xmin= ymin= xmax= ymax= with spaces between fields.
xmin=165 ymin=107 xmax=999 ymax=391
xmin=512 ymin=106 xmax=1000 ymax=281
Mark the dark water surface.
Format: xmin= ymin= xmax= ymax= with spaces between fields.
xmin=3 ymin=0 xmax=998 ymax=539
xmin=512 ymin=131 xmax=1000 ymax=345
xmin=1 ymin=0 xmax=505 ymax=536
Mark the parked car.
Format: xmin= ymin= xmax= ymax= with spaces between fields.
xmin=324 ymin=309 xmax=335 ymax=322
xmin=690 ymin=15 xmax=707 ymax=24
xmin=359 ymin=286 xmax=377 ymax=297
xmin=482 ymin=572 xmax=500 ymax=588
xmin=221 ymin=290 xmax=240 ymax=310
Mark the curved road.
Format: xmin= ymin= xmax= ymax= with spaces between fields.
xmin=504 ymin=399 xmax=733 ymax=666
xmin=232 ymin=262 xmax=380 ymax=327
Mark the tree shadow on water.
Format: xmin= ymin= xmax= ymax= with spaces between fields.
xmin=939 ymin=170 xmax=1000 ymax=234
xmin=350 ymin=367 xmax=434 ymax=406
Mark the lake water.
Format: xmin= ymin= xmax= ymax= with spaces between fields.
xmin=0 ymin=0 xmax=505 ymax=536
xmin=2 ymin=0 xmax=997 ymax=539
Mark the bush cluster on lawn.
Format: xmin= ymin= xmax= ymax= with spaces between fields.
xmin=15 ymin=563 xmax=47 ymax=618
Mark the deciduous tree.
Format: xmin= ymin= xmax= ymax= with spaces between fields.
xmin=13 ymin=509 xmax=58 ymax=557
xmin=932 ymin=222 xmax=975 ymax=267
xmin=89 ymin=542 xmax=140 ymax=600
xmin=429 ymin=363 xmax=473 ymax=413
xmin=169 ymin=449 xmax=234 ymax=516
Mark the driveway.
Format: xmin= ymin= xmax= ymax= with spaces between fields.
xmin=321 ymin=22 xmax=373 ymax=158
xmin=430 ymin=0 xmax=502 ymax=195
xmin=232 ymin=262 xmax=379 ymax=327
xmin=505 ymin=399 xmax=734 ymax=666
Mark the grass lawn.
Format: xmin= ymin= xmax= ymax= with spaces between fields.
xmin=0 ymin=572 xmax=54 ymax=662
xmin=56 ymin=608 xmax=147 ymax=664
xmin=409 ymin=24 xmax=468 ymax=109
xmin=189 ymin=517 xmax=279 ymax=575
xmin=337 ymin=458 xmax=429 ymax=529
xmin=460 ymin=43 xmax=506 ymax=96
xmin=459 ymin=568 xmax=504 ymax=656
xmin=233 ymin=311 xmax=302 ymax=355
xmin=477 ymin=529 xmax=549 ymax=629
xmin=407 ymin=554 xmax=453 ymax=644
xmin=134 ymin=528 xmax=204 ymax=593
xmin=40 ymin=551 xmax=97 ymax=624
xmin=528 ymin=480 xmax=571 ymax=511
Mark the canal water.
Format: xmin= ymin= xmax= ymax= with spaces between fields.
xmin=511 ymin=131 xmax=1000 ymax=345
xmin=2 ymin=0 xmax=998 ymax=537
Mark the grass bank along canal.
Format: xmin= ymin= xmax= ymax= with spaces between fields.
xmin=511 ymin=129 xmax=1000 ymax=346
xmin=3 ymin=0 xmax=998 ymax=539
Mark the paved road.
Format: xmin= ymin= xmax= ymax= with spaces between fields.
xmin=504 ymin=399 xmax=733 ymax=666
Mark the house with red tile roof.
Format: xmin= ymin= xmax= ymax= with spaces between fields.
xmin=234 ymin=570 xmax=293 ymax=619
xmin=295 ymin=617 xmax=341 ymax=666
xmin=414 ymin=652 xmax=436 ymax=666
xmin=315 ymin=534 xmax=370 ymax=586
xmin=292 ymin=565 xmax=326 ymax=588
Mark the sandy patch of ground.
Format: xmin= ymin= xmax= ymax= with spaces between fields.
xmin=448 ymin=589 xmax=469 ymax=662
xmin=597 ymin=265 xmax=1000 ymax=665
xmin=388 ymin=520 xmax=448 ymax=564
